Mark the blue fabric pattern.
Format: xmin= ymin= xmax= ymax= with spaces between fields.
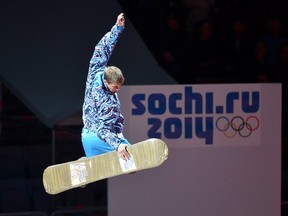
xmin=81 ymin=23 xmax=128 ymax=151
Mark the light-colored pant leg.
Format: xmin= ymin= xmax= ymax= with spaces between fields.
xmin=81 ymin=130 xmax=130 ymax=158
xmin=81 ymin=130 xmax=114 ymax=157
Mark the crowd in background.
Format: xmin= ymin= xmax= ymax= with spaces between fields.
xmin=118 ymin=0 xmax=288 ymax=137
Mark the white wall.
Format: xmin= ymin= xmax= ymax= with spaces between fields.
xmin=108 ymin=83 xmax=281 ymax=216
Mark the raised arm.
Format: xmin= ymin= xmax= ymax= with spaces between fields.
xmin=89 ymin=13 xmax=125 ymax=72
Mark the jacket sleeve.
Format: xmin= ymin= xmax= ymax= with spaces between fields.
xmin=89 ymin=24 xmax=125 ymax=74
xmin=96 ymin=96 xmax=125 ymax=150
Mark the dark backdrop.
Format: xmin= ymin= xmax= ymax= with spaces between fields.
xmin=0 ymin=0 xmax=176 ymax=127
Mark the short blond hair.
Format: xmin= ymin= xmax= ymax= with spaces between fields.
xmin=104 ymin=66 xmax=125 ymax=84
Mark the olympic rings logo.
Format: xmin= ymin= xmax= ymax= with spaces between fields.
xmin=216 ymin=116 xmax=260 ymax=138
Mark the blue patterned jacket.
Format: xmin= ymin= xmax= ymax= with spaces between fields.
xmin=82 ymin=23 xmax=126 ymax=149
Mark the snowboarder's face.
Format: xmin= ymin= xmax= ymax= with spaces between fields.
xmin=105 ymin=80 xmax=121 ymax=93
